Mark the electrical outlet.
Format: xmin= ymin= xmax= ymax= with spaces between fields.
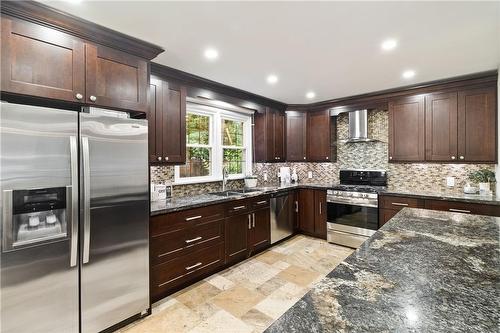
xmin=308 ymin=171 xmax=313 ymax=179
xmin=446 ymin=177 xmax=455 ymax=187
xmin=263 ymin=172 xmax=268 ymax=182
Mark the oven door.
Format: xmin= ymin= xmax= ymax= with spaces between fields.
xmin=326 ymin=201 xmax=378 ymax=248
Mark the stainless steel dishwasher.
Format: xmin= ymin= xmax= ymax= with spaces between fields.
xmin=270 ymin=191 xmax=295 ymax=244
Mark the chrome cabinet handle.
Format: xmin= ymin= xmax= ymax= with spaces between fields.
xmin=82 ymin=136 xmax=91 ymax=264
xmin=89 ymin=95 xmax=97 ymax=102
xmin=252 ymin=213 xmax=255 ymax=228
xmin=185 ymin=236 xmax=202 ymax=243
xmin=185 ymin=262 xmax=202 ymax=271
xmin=449 ymin=208 xmax=471 ymax=213
xmin=391 ymin=202 xmax=409 ymax=207
xmin=295 ymin=201 xmax=299 ymax=213
xmin=75 ymin=93 xmax=83 ymax=100
xmin=451 ymin=156 xmax=456 ymax=160
xmin=69 ymin=136 xmax=78 ymax=267
xmin=319 ymin=202 xmax=322 ymax=215
xmin=256 ymin=200 xmax=267 ymax=205
xmin=185 ymin=215 xmax=202 ymax=221
xmin=232 ymin=205 xmax=246 ymax=210
xmin=248 ymin=214 xmax=251 ymax=229
xmin=459 ymin=156 xmax=465 ymax=160
xmin=157 ymin=156 xmax=162 ymax=161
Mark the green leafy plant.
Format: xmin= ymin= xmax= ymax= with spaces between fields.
xmin=468 ymin=169 xmax=496 ymax=183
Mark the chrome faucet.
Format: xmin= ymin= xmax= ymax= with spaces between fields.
xmin=222 ymin=166 xmax=229 ymax=192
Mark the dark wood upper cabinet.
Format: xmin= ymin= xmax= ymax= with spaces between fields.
xmin=286 ymin=111 xmax=307 ymax=161
xmin=388 ymin=95 xmax=425 ymax=162
xmin=254 ymin=107 xmax=285 ymax=162
xmin=1 ymin=16 xmax=85 ymax=103
xmin=457 ymin=87 xmax=496 ymax=162
xmin=307 ymin=110 xmax=331 ymax=162
xmin=148 ymin=76 xmax=186 ymax=164
xmin=425 ymin=92 xmax=458 ymax=161
xmin=85 ymin=44 xmax=148 ymax=112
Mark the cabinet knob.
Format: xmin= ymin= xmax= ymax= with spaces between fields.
xmin=165 ymin=156 xmax=169 ymax=161
xmin=303 ymin=157 xmax=306 ymax=160
xmin=157 ymin=156 xmax=162 ymax=161
xmin=89 ymin=95 xmax=97 ymax=102
xmin=451 ymin=156 xmax=456 ymax=160
xmin=75 ymin=93 xmax=83 ymax=100
xmin=326 ymin=156 xmax=329 ymax=160
xmin=389 ymin=156 xmax=393 ymax=160
xmin=459 ymin=156 xmax=465 ymax=160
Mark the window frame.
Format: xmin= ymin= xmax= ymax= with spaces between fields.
xmin=174 ymin=103 xmax=253 ymax=184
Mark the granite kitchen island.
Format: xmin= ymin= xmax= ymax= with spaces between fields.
xmin=265 ymin=208 xmax=500 ymax=333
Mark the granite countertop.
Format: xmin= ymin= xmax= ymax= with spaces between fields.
xmin=151 ymin=183 xmax=500 ymax=216
xmin=150 ymin=182 xmax=333 ymax=216
xmin=382 ymin=188 xmax=500 ymax=205
xmin=265 ymin=208 xmax=500 ymax=333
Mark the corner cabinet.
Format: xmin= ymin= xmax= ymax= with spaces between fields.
xmin=297 ymin=189 xmax=327 ymax=239
xmin=307 ymin=110 xmax=332 ymax=162
xmin=254 ymin=107 xmax=285 ymax=162
xmin=286 ymin=111 xmax=307 ymax=161
xmin=1 ymin=14 xmax=157 ymax=113
xmin=389 ymin=85 xmax=497 ymax=163
xmin=148 ymin=76 xmax=186 ymax=164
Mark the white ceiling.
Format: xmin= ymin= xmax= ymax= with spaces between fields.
xmin=41 ymin=1 xmax=500 ymax=104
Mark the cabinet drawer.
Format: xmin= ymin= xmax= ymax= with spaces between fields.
xmin=151 ymin=219 xmax=224 ymax=265
xmin=424 ymin=200 xmax=500 ymax=216
xmin=379 ymin=195 xmax=425 ymax=211
xmin=151 ymin=204 xmax=225 ymax=236
xmin=151 ymin=242 xmax=224 ymax=299
xmin=225 ymin=199 xmax=250 ymax=216
xmin=249 ymin=195 xmax=270 ymax=209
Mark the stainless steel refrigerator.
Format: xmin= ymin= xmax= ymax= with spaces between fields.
xmin=0 ymin=102 xmax=149 ymax=333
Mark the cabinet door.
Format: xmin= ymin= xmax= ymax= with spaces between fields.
xmin=286 ymin=111 xmax=307 ymax=161
xmin=425 ymin=92 xmax=458 ymax=162
xmin=457 ymin=87 xmax=496 ymax=162
xmin=161 ymin=82 xmax=186 ymax=163
xmin=379 ymin=209 xmax=398 ymax=227
xmin=273 ymin=110 xmax=286 ymax=161
xmin=249 ymin=208 xmax=270 ymax=254
xmin=314 ymin=190 xmax=327 ymax=239
xmin=298 ymin=189 xmax=315 ymax=234
xmin=307 ymin=110 xmax=331 ymax=161
xmin=148 ymin=78 xmax=163 ymax=163
xmin=1 ymin=16 xmax=85 ymax=102
xmin=225 ymin=214 xmax=250 ymax=265
xmin=85 ymin=44 xmax=148 ymax=112
xmin=389 ymin=95 xmax=425 ymax=161
xmin=253 ymin=110 xmax=273 ymax=162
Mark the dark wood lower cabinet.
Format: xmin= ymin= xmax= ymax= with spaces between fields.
xmin=225 ymin=213 xmax=250 ymax=265
xmin=298 ymin=189 xmax=327 ymax=238
xmin=249 ymin=207 xmax=270 ymax=255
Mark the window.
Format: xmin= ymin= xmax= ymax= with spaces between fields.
xmin=175 ymin=103 xmax=252 ymax=184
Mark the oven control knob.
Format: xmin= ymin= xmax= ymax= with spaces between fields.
xmin=362 ymin=193 xmax=368 ymax=198
xmin=333 ymin=191 xmax=338 ymax=195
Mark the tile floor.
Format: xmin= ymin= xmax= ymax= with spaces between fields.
xmin=119 ymin=235 xmax=354 ymax=333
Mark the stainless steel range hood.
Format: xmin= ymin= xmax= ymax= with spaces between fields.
xmin=348 ymin=109 xmax=376 ymax=142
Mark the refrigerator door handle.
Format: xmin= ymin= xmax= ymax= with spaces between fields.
xmin=82 ymin=136 xmax=91 ymax=264
xmin=69 ymin=136 xmax=78 ymax=267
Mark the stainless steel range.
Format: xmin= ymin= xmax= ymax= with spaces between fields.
xmin=326 ymin=170 xmax=387 ymax=248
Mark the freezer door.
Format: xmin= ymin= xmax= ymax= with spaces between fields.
xmin=0 ymin=102 xmax=79 ymax=333
xmin=80 ymin=109 xmax=149 ymax=333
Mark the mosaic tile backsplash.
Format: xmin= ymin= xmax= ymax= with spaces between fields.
xmin=151 ymin=109 xmax=495 ymax=197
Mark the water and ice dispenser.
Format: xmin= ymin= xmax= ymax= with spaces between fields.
xmin=2 ymin=187 xmax=69 ymax=251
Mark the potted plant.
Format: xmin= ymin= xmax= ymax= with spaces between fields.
xmin=244 ymin=175 xmax=258 ymax=188
xmin=468 ymin=169 xmax=495 ymax=194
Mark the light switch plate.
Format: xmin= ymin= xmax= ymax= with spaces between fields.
xmin=263 ymin=172 xmax=268 ymax=181
xmin=308 ymin=171 xmax=313 ymax=179
xmin=446 ymin=177 xmax=455 ymax=187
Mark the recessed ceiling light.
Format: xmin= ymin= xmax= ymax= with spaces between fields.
xmin=266 ymin=74 xmax=278 ymax=85
xmin=381 ymin=38 xmax=397 ymax=51
xmin=306 ymin=91 xmax=316 ymax=99
xmin=204 ymin=48 xmax=219 ymax=61
xmin=402 ymin=70 xmax=416 ymax=79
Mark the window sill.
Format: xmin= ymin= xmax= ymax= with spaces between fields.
xmin=173 ymin=175 xmax=246 ymax=185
